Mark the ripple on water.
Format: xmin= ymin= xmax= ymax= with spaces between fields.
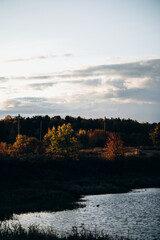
xmin=7 ymin=188 xmax=160 ymax=240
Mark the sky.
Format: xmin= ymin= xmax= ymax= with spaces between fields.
xmin=0 ymin=0 xmax=160 ymax=123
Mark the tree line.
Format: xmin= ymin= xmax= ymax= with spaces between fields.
xmin=0 ymin=114 xmax=159 ymax=147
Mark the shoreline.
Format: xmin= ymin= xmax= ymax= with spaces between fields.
xmin=0 ymin=153 xmax=160 ymax=221
xmin=1 ymin=187 xmax=159 ymax=240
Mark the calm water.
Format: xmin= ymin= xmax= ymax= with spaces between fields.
xmin=11 ymin=188 xmax=160 ymax=240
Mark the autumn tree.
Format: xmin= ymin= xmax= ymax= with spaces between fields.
xmin=43 ymin=126 xmax=56 ymax=147
xmin=150 ymin=125 xmax=160 ymax=148
xmin=106 ymin=133 xmax=124 ymax=160
xmin=77 ymin=129 xmax=89 ymax=148
xmin=88 ymin=129 xmax=106 ymax=147
xmin=49 ymin=123 xmax=79 ymax=159
xmin=13 ymin=135 xmax=44 ymax=155
xmin=0 ymin=142 xmax=8 ymax=156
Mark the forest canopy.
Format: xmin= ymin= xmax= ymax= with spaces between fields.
xmin=0 ymin=115 xmax=159 ymax=147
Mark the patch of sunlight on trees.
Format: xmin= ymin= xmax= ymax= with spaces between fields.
xmin=2 ymin=121 xmax=156 ymax=161
xmin=13 ymin=135 xmax=44 ymax=156
xmin=44 ymin=123 xmax=79 ymax=160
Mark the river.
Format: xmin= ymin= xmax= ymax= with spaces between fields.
xmin=10 ymin=188 xmax=160 ymax=240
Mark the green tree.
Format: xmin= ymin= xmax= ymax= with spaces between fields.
xmin=150 ymin=125 xmax=160 ymax=148
xmin=49 ymin=123 xmax=79 ymax=159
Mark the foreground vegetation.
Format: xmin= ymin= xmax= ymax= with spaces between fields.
xmin=0 ymin=150 xmax=160 ymax=221
xmin=0 ymin=116 xmax=159 ymax=239
xmin=0 ymin=222 xmax=132 ymax=240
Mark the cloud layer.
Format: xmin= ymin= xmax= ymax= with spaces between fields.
xmin=1 ymin=59 xmax=160 ymax=122
xmin=1 ymin=53 xmax=72 ymax=63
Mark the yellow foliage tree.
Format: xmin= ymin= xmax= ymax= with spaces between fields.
xmin=13 ymin=135 xmax=44 ymax=155
xmin=150 ymin=125 xmax=160 ymax=148
xmin=49 ymin=123 xmax=79 ymax=159
xmin=43 ymin=126 xmax=56 ymax=147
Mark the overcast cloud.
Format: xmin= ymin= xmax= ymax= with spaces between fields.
xmin=1 ymin=59 xmax=160 ymax=122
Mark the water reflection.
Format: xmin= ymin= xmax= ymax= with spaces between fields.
xmin=11 ymin=188 xmax=160 ymax=240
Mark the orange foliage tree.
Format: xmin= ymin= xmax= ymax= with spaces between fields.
xmin=13 ymin=135 xmax=44 ymax=156
xmin=106 ymin=133 xmax=124 ymax=160
xmin=0 ymin=142 xmax=8 ymax=156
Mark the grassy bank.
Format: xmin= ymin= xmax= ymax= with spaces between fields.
xmin=0 ymin=222 xmax=131 ymax=240
xmin=0 ymin=151 xmax=160 ymax=221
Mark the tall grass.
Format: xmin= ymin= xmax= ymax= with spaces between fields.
xmin=0 ymin=221 xmax=132 ymax=240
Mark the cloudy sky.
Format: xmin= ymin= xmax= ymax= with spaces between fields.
xmin=0 ymin=0 xmax=160 ymax=122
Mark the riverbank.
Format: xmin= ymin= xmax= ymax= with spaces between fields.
xmin=0 ymin=151 xmax=160 ymax=221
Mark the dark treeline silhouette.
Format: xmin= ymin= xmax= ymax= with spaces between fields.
xmin=0 ymin=115 xmax=160 ymax=222
xmin=0 ymin=115 xmax=159 ymax=146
